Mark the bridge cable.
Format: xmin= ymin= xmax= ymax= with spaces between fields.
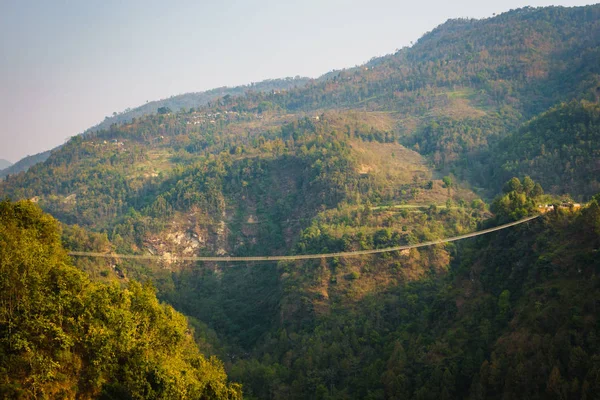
xmin=68 ymin=215 xmax=540 ymax=263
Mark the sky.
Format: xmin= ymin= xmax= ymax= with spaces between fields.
xmin=0 ymin=0 xmax=596 ymax=163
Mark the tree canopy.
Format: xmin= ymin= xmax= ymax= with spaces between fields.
xmin=0 ymin=200 xmax=241 ymax=399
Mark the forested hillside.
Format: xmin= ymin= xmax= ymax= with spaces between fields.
xmin=1 ymin=4 xmax=600 ymax=400
xmin=85 ymin=77 xmax=310 ymax=134
xmin=0 ymin=200 xmax=241 ymax=399
xmin=224 ymin=193 xmax=600 ymax=399
xmin=491 ymin=100 xmax=600 ymax=197
xmin=9 ymin=6 xmax=600 ymax=193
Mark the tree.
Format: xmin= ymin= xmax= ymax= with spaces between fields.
xmin=523 ymin=176 xmax=535 ymax=195
xmin=471 ymin=199 xmax=486 ymax=211
xmin=442 ymin=176 xmax=453 ymax=188
xmin=503 ymin=177 xmax=523 ymax=193
xmin=546 ymin=366 xmax=567 ymax=399
xmin=497 ymin=290 xmax=511 ymax=321
xmin=443 ymin=176 xmax=453 ymax=197
xmin=492 ymin=178 xmax=541 ymax=222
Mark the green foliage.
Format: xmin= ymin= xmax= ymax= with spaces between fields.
xmin=227 ymin=201 xmax=600 ymax=400
xmin=442 ymin=176 xmax=453 ymax=188
xmin=493 ymin=101 xmax=600 ymax=199
xmin=0 ymin=200 xmax=241 ymax=399
xmin=0 ymin=5 xmax=599 ymax=400
xmin=491 ymin=177 xmax=544 ymax=222
xmin=471 ymin=199 xmax=485 ymax=211
xmin=497 ymin=289 xmax=511 ymax=322
xmin=503 ymin=177 xmax=523 ymax=194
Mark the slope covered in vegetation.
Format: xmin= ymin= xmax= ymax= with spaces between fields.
xmin=7 ymin=6 xmax=600 ymax=196
xmin=492 ymin=101 xmax=600 ymax=198
xmin=0 ymin=5 xmax=600 ymax=400
xmin=0 ymin=200 xmax=241 ymax=399
xmin=86 ymin=77 xmax=310 ymax=134
xmin=224 ymin=193 xmax=600 ymax=400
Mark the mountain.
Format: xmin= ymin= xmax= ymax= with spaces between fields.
xmin=0 ymin=149 xmax=53 ymax=180
xmin=492 ymin=100 xmax=600 ymax=198
xmin=0 ymin=76 xmax=309 ymax=179
xmin=0 ymin=79 xmax=311 ymax=181
xmin=0 ymin=159 xmax=12 ymax=170
xmin=85 ymin=77 xmax=310 ymax=134
xmin=225 ymin=193 xmax=600 ymax=399
xmin=1 ymin=5 xmax=600 ymax=399
xmin=5 ymin=6 xmax=600 ymax=195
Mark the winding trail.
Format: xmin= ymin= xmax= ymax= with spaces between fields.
xmin=68 ymin=215 xmax=540 ymax=263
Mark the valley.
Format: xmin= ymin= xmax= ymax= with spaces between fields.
xmin=1 ymin=4 xmax=599 ymax=399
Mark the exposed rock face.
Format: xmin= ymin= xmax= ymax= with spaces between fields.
xmin=142 ymin=207 xmax=238 ymax=266
xmin=143 ymin=207 xmax=213 ymax=266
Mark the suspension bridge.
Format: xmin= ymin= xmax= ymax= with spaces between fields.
xmin=68 ymin=215 xmax=540 ymax=263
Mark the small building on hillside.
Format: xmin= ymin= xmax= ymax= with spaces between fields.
xmin=538 ymin=203 xmax=581 ymax=213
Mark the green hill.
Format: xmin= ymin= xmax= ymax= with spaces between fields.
xmin=1 ymin=5 xmax=600 ymax=399
xmin=0 ymin=79 xmax=311 ymax=181
xmin=0 ymin=200 xmax=241 ymax=399
xmin=492 ymin=100 xmax=600 ymax=199
xmin=225 ymin=196 xmax=600 ymax=399
xmin=5 ymin=5 xmax=600 ymax=196
xmin=85 ymin=77 xmax=310 ymax=134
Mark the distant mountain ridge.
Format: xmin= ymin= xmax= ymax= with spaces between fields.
xmin=2 ymin=77 xmax=311 ymax=178
xmin=0 ymin=150 xmax=53 ymax=180
xmin=0 ymin=159 xmax=12 ymax=170
xmin=3 ymin=5 xmax=599 ymax=208
xmin=12 ymin=5 xmax=600 ymax=185
xmin=85 ymin=76 xmax=311 ymax=133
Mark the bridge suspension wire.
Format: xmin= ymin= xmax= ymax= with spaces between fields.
xmin=68 ymin=215 xmax=540 ymax=263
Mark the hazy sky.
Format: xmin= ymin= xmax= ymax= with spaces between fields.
xmin=0 ymin=0 xmax=596 ymax=162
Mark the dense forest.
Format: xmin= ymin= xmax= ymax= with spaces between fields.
xmin=1 ymin=4 xmax=600 ymax=399
xmin=491 ymin=101 xmax=600 ymax=197
xmin=225 ymin=192 xmax=600 ymax=399
xmin=0 ymin=200 xmax=241 ymax=399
